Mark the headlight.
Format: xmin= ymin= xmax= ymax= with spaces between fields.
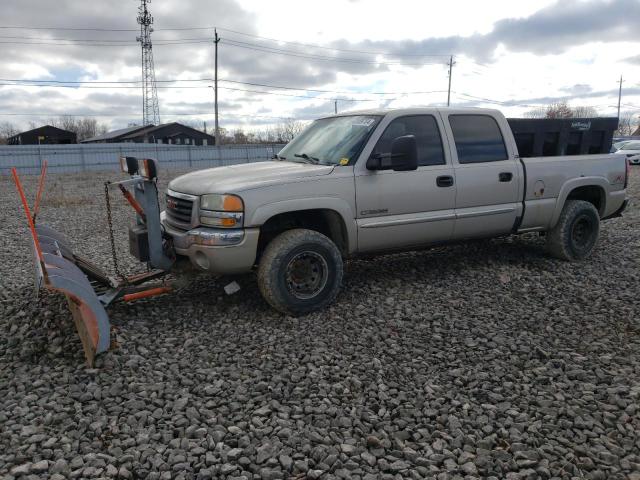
xmin=199 ymin=194 xmax=244 ymax=228
xmin=200 ymin=194 xmax=243 ymax=212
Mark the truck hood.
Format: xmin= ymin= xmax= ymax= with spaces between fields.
xmin=168 ymin=161 xmax=335 ymax=195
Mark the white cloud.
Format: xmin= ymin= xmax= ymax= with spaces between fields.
xmin=0 ymin=0 xmax=638 ymax=132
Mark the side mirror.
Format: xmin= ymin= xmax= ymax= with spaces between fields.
xmin=367 ymin=135 xmax=418 ymax=171
xmin=390 ymin=135 xmax=418 ymax=171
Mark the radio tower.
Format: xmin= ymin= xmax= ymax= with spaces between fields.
xmin=137 ymin=0 xmax=160 ymax=125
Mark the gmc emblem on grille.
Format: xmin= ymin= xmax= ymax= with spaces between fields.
xmin=166 ymin=198 xmax=178 ymax=209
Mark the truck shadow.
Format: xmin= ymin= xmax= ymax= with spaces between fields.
xmin=343 ymin=235 xmax=550 ymax=284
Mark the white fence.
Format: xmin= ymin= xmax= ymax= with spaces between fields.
xmin=0 ymin=143 xmax=286 ymax=175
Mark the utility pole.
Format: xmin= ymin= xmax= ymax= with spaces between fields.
xmin=617 ymin=74 xmax=624 ymax=120
xmin=447 ymin=55 xmax=455 ymax=107
xmin=214 ymin=29 xmax=220 ymax=145
xmin=334 ymin=100 xmax=338 ymax=114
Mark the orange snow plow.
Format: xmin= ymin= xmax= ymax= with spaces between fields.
xmin=11 ymin=157 xmax=176 ymax=366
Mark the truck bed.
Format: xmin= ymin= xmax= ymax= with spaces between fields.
xmin=519 ymin=153 xmax=627 ymax=231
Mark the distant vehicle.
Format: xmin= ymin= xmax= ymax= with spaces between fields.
xmin=614 ymin=141 xmax=640 ymax=165
xmin=611 ymin=141 xmax=631 ymax=152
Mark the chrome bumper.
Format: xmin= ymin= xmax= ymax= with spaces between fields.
xmin=161 ymin=212 xmax=259 ymax=274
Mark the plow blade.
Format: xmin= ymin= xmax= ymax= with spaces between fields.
xmin=37 ymin=228 xmax=111 ymax=366
xmin=13 ymin=166 xmax=111 ymax=367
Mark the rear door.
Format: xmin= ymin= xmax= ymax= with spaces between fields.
xmin=441 ymin=112 xmax=521 ymax=238
xmin=355 ymin=113 xmax=456 ymax=252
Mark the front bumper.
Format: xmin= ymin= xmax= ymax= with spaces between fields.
xmin=161 ymin=212 xmax=259 ymax=274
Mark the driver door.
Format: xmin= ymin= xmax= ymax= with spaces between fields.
xmin=355 ymin=114 xmax=456 ymax=252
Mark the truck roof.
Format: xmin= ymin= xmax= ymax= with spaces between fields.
xmin=323 ymin=106 xmax=498 ymax=118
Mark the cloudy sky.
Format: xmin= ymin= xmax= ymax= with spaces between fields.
xmin=1 ymin=0 xmax=639 ymax=132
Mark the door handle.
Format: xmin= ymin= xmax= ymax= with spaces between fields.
xmin=436 ymin=175 xmax=454 ymax=187
xmin=499 ymin=172 xmax=513 ymax=182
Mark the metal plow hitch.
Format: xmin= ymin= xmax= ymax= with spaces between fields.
xmin=11 ymin=157 xmax=174 ymax=366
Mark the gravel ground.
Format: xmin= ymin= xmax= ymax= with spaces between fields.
xmin=1 ymin=167 xmax=639 ymax=480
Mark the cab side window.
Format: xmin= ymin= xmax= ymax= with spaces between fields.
xmin=373 ymin=115 xmax=445 ymax=166
xmin=449 ymin=114 xmax=508 ymax=163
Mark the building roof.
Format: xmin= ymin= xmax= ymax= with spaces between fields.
xmin=9 ymin=125 xmax=75 ymax=140
xmin=81 ymin=124 xmax=152 ymax=143
xmin=118 ymin=122 xmax=215 ymax=140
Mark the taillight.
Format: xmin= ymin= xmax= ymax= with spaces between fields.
xmin=624 ymin=158 xmax=629 ymax=189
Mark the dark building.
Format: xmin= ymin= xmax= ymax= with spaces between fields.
xmin=82 ymin=122 xmax=215 ymax=146
xmin=7 ymin=125 xmax=77 ymax=145
xmin=507 ymin=117 xmax=618 ymax=157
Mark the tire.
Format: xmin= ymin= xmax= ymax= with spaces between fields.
xmin=546 ymin=200 xmax=600 ymax=261
xmin=257 ymin=229 xmax=343 ymax=315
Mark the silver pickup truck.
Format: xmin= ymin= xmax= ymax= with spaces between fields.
xmin=161 ymin=108 xmax=629 ymax=314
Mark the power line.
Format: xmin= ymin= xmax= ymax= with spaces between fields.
xmin=215 ymin=26 xmax=452 ymax=58
xmin=0 ymin=77 xmax=450 ymax=96
xmin=220 ymin=39 xmax=444 ymax=66
xmin=0 ymin=24 xmax=454 ymax=58
xmin=0 ymin=25 xmax=206 ymax=32
xmin=0 ymin=81 xmax=399 ymax=103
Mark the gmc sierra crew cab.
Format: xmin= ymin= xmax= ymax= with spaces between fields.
xmin=161 ymin=108 xmax=629 ymax=314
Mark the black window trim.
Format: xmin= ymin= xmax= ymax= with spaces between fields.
xmin=372 ymin=113 xmax=447 ymax=168
xmin=449 ymin=113 xmax=510 ymax=164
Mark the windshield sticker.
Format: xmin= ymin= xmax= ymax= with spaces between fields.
xmin=339 ymin=158 xmax=349 ymax=166
xmin=355 ymin=118 xmax=375 ymax=127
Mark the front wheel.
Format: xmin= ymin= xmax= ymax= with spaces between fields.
xmin=257 ymin=229 xmax=343 ymax=315
xmin=546 ymin=200 xmax=600 ymax=261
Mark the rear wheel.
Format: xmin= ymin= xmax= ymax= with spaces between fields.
xmin=546 ymin=200 xmax=600 ymax=261
xmin=257 ymin=229 xmax=343 ymax=315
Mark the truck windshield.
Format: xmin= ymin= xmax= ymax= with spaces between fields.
xmin=277 ymin=115 xmax=381 ymax=165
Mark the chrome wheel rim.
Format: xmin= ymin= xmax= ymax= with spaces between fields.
xmin=285 ymin=251 xmax=329 ymax=300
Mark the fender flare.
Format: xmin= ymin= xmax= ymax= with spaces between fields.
xmin=248 ymin=197 xmax=357 ymax=253
xmin=550 ymin=177 xmax=609 ymax=228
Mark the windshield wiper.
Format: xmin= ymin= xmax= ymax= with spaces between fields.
xmin=294 ymin=153 xmax=320 ymax=164
xmin=272 ymin=154 xmax=287 ymax=160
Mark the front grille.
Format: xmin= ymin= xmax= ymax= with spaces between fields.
xmin=166 ymin=193 xmax=194 ymax=228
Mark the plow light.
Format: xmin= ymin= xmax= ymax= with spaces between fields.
xmin=120 ymin=156 xmax=139 ymax=175
xmin=138 ymin=158 xmax=158 ymax=181
xmin=119 ymin=156 xmax=158 ymax=181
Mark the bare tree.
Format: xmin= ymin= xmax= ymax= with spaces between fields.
xmin=274 ymin=119 xmax=306 ymax=142
xmin=571 ymin=106 xmax=598 ymax=118
xmin=0 ymin=121 xmax=19 ymax=144
xmin=616 ymin=112 xmax=638 ymax=137
xmin=523 ymin=107 xmax=547 ymax=118
xmin=524 ymin=102 xmax=600 ymax=119
xmin=46 ymin=116 xmax=109 ymax=141
xmin=545 ymin=101 xmax=574 ymax=118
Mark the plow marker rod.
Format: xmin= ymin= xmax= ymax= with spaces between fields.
xmin=123 ymin=286 xmax=171 ymax=302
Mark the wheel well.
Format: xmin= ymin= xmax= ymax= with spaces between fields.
xmin=566 ymin=185 xmax=605 ymax=216
xmin=257 ymin=209 xmax=348 ymax=260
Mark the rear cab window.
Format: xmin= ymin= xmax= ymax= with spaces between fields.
xmin=449 ymin=115 xmax=508 ymax=163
